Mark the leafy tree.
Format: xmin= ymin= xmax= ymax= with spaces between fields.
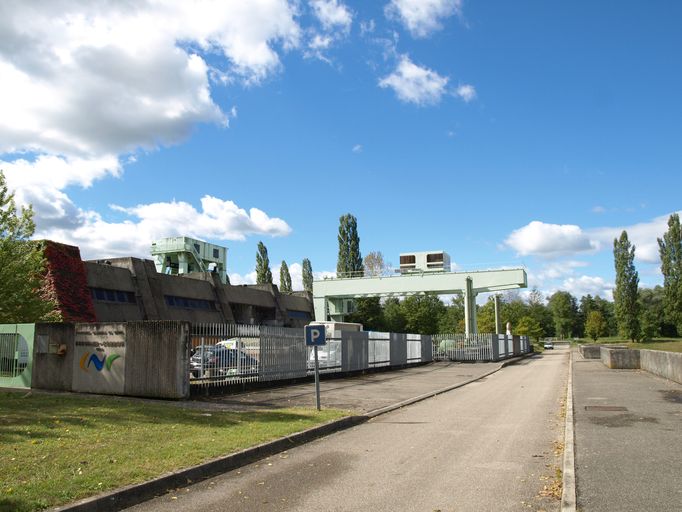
xmin=638 ymin=302 xmax=658 ymax=342
xmin=0 ymin=171 xmax=59 ymax=323
xmin=585 ymin=310 xmax=606 ymax=341
xmin=548 ymin=291 xmax=578 ymax=339
xmin=439 ymin=294 xmax=464 ymax=333
xmin=337 ymin=213 xmax=363 ymax=277
xmin=400 ymin=294 xmax=445 ymax=335
xmin=363 ymin=251 xmax=386 ymax=277
xmin=302 ymin=258 xmax=313 ymax=293
xmin=477 ymin=298 xmax=497 ymax=333
xmin=501 ymin=296 xmax=530 ymax=329
xmin=658 ymin=213 xmax=682 ymax=335
xmin=613 ymin=231 xmax=640 ymax=341
xmin=528 ymin=288 xmax=555 ymax=337
xmin=346 ymin=297 xmax=385 ymax=331
xmin=383 ymin=297 xmax=406 ymax=333
xmin=593 ymin=296 xmax=616 ymax=336
xmin=279 ymin=260 xmax=292 ymax=293
xmin=516 ymin=315 xmax=544 ymax=341
xmin=255 ymin=241 xmax=272 ymax=285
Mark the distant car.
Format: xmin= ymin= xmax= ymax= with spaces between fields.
xmin=190 ymin=346 xmax=259 ymax=378
xmin=543 ymin=341 xmax=554 ymax=350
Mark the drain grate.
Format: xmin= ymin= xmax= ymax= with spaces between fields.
xmin=585 ymin=405 xmax=628 ymax=412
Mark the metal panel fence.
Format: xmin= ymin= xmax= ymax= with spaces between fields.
xmin=189 ymin=324 xmax=531 ymax=391
xmin=190 ymin=324 xmax=432 ymax=391
xmin=432 ymin=333 xmax=531 ymax=362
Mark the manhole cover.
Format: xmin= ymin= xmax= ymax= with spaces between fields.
xmin=585 ymin=405 xmax=628 ymax=412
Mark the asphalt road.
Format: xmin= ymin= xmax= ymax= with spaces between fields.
xmin=126 ymin=347 xmax=568 ymax=512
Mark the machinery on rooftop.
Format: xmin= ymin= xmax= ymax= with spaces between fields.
xmin=151 ymin=236 xmax=228 ymax=284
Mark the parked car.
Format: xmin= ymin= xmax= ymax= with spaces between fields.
xmin=543 ymin=341 xmax=554 ymax=350
xmin=190 ymin=345 xmax=259 ymax=378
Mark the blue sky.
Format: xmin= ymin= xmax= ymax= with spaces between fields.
xmin=1 ymin=0 xmax=680 ymax=301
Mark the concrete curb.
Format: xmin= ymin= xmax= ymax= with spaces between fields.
xmin=53 ymin=354 xmax=535 ymax=512
xmin=561 ymin=349 xmax=577 ymax=511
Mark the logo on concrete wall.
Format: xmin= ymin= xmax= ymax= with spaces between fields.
xmin=79 ymin=349 xmax=121 ymax=372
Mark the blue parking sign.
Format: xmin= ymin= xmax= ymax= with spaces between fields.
xmin=305 ymin=325 xmax=326 ymax=346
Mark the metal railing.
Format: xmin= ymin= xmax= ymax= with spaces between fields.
xmin=432 ymin=333 xmax=531 ymax=362
xmin=189 ymin=324 xmax=531 ymax=392
xmin=189 ymin=324 xmax=433 ymax=391
xmin=0 ymin=333 xmax=28 ymax=378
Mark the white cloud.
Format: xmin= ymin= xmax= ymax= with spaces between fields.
xmin=560 ymin=276 xmax=613 ymax=301
xmin=0 ymin=1 xmax=303 ymax=239
xmin=352 ymin=144 xmax=363 ymax=153
xmin=379 ymin=55 xmax=448 ymax=105
xmin=592 ymin=205 xmax=606 ymax=214
xmin=385 ymin=0 xmax=462 ymax=38
xmin=588 ymin=213 xmax=677 ymax=264
xmin=38 ymin=196 xmax=292 ymax=260
xmin=360 ymin=20 xmax=376 ymax=36
xmin=0 ymin=1 xmax=301 ymax=159
xmin=505 ymin=212 xmax=680 ymax=264
xmin=230 ymin=271 xmax=257 ymax=286
xmin=455 ymin=84 xmax=476 ymax=102
xmin=306 ymin=0 xmax=353 ymax=62
xmin=504 ymin=221 xmax=597 ymax=257
xmin=310 ymin=0 xmax=353 ymax=32
xmin=534 ymin=260 xmax=589 ymax=281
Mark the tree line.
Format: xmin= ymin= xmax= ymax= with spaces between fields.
xmin=335 ymin=211 xmax=682 ymax=341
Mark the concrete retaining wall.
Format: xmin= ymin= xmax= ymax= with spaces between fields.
xmin=600 ymin=347 xmax=641 ymax=369
xmin=579 ymin=344 xmax=602 ymax=359
xmin=31 ymin=321 xmax=190 ymax=399
xmin=640 ymin=349 xmax=682 ymax=384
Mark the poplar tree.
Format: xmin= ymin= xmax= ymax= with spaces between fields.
xmin=255 ymin=241 xmax=272 ymax=284
xmin=613 ymin=231 xmax=640 ymax=341
xmin=0 ymin=171 xmax=58 ymax=322
xmin=279 ymin=260 xmax=292 ymax=293
xmin=302 ymin=258 xmax=313 ymax=293
xmin=337 ymin=213 xmax=363 ymax=277
xmin=658 ymin=213 xmax=682 ymax=334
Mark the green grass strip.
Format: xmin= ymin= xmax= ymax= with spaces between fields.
xmin=0 ymin=391 xmax=346 ymax=511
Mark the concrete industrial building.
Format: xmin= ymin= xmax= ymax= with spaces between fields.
xmin=42 ymin=240 xmax=313 ymax=327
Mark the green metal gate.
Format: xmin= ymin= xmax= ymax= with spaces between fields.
xmin=0 ymin=324 xmax=34 ymax=389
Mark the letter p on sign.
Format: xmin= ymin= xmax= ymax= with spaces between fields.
xmin=305 ymin=325 xmax=326 ymax=346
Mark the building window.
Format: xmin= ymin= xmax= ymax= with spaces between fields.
xmin=213 ymin=248 xmax=220 ymax=259
xmin=90 ymin=287 xmax=136 ymax=304
xmin=400 ymin=255 xmax=416 ymax=265
xmin=194 ymin=243 xmax=200 ymax=253
xmin=427 ymin=253 xmax=443 ymax=263
xmin=164 ymin=295 xmax=217 ymax=311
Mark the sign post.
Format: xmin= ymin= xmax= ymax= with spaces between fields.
xmin=305 ymin=324 xmax=326 ymax=411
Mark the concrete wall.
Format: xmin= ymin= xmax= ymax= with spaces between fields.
xmin=32 ymin=323 xmax=75 ymax=391
xmin=600 ymin=347 xmax=641 ymax=369
xmin=579 ymin=345 xmax=602 ymax=359
xmin=31 ymin=321 xmax=190 ymax=399
xmin=640 ymin=349 xmax=682 ymax=384
xmin=84 ymin=257 xmax=313 ymax=327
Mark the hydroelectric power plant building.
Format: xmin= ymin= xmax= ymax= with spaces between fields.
xmin=41 ymin=237 xmax=313 ymax=327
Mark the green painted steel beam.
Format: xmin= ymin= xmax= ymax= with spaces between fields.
xmin=312 ymin=268 xmax=527 ymax=335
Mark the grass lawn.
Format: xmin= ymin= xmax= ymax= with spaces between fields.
xmin=0 ymin=391 xmax=346 ymax=511
xmin=576 ymin=337 xmax=682 ymax=352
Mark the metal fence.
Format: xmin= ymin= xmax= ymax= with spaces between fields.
xmin=189 ymin=324 xmax=530 ymax=391
xmin=432 ymin=333 xmax=531 ymax=362
xmin=189 ymin=324 xmax=433 ymax=391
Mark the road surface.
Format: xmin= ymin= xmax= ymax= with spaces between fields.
xmin=127 ymin=348 xmax=568 ymax=511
